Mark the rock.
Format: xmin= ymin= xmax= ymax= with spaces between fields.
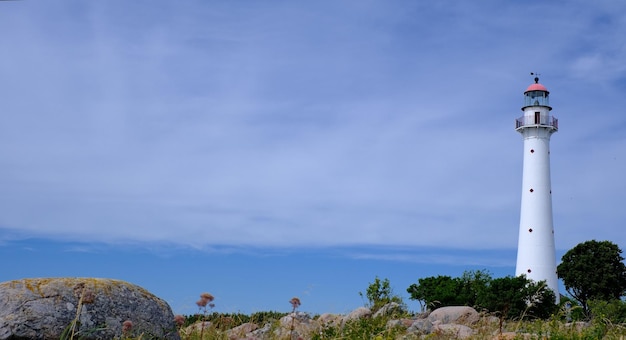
xmin=433 ymin=323 xmax=474 ymax=339
xmin=182 ymin=321 xmax=212 ymax=337
xmin=317 ymin=313 xmax=342 ymax=327
xmin=341 ymin=306 xmax=371 ymax=325
xmin=428 ymin=306 xmax=480 ymax=325
xmin=279 ymin=311 xmax=311 ymax=326
xmin=386 ymin=318 xmax=414 ymax=329
xmin=407 ymin=318 xmax=433 ymax=334
xmin=492 ymin=332 xmax=534 ymax=340
xmin=226 ymin=322 xmax=258 ymax=338
xmin=275 ymin=312 xmax=315 ymax=339
xmin=373 ymin=302 xmax=404 ymax=318
xmin=249 ymin=323 xmax=272 ymax=339
xmin=0 ymin=277 xmax=179 ymax=340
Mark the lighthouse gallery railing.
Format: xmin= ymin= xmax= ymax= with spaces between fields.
xmin=515 ymin=116 xmax=558 ymax=130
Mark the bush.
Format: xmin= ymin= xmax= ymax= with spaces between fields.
xmin=588 ymin=299 xmax=626 ymax=324
xmin=360 ymin=276 xmax=404 ymax=313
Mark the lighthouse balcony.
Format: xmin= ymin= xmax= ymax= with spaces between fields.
xmin=515 ymin=115 xmax=558 ymax=131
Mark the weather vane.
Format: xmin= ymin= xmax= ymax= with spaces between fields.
xmin=530 ymin=72 xmax=540 ymax=84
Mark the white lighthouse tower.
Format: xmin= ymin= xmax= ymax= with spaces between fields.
xmin=515 ymin=74 xmax=560 ymax=302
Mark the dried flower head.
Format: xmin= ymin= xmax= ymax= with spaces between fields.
xmin=81 ymin=290 xmax=96 ymax=304
xmin=196 ymin=299 xmax=207 ymax=308
xmin=200 ymin=292 xmax=214 ymax=303
xmin=174 ymin=315 xmax=185 ymax=327
xmin=122 ymin=320 xmax=133 ymax=333
xmin=289 ymin=297 xmax=301 ymax=309
xmin=73 ymin=283 xmax=86 ymax=298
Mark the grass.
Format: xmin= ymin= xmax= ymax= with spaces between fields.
xmin=173 ymin=310 xmax=626 ymax=340
xmin=60 ymin=288 xmax=626 ymax=339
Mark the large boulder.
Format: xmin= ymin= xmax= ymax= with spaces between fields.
xmin=428 ymin=306 xmax=480 ymax=325
xmin=341 ymin=306 xmax=372 ymax=325
xmin=0 ymin=278 xmax=180 ymax=340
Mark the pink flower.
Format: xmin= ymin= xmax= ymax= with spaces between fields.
xmin=289 ymin=297 xmax=301 ymax=309
xmin=174 ymin=315 xmax=185 ymax=327
xmin=200 ymin=292 xmax=214 ymax=303
xmin=197 ymin=292 xmax=215 ymax=309
xmin=196 ymin=299 xmax=208 ymax=308
xmin=122 ymin=320 xmax=133 ymax=333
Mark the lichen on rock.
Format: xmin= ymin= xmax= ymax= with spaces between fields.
xmin=0 ymin=277 xmax=180 ymax=340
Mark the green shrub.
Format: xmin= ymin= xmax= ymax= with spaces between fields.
xmin=588 ymin=299 xmax=626 ymax=324
xmin=360 ymin=276 xmax=404 ymax=313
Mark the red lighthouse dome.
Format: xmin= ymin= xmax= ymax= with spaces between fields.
xmin=525 ymin=82 xmax=549 ymax=93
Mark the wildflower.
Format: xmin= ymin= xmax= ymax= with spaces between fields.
xmin=200 ymin=292 xmax=214 ymax=303
xmin=290 ymin=297 xmax=301 ymax=310
xmin=73 ymin=283 xmax=86 ymax=300
xmin=81 ymin=290 xmax=96 ymax=304
xmin=196 ymin=298 xmax=208 ymax=308
xmin=197 ymin=292 xmax=215 ymax=309
xmin=174 ymin=315 xmax=185 ymax=327
xmin=122 ymin=320 xmax=133 ymax=334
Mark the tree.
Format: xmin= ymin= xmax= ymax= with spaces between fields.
xmin=557 ymin=240 xmax=626 ymax=314
xmin=457 ymin=269 xmax=492 ymax=308
xmin=408 ymin=271 xmax=556 ymax=323
xmin=407 ymin=270 xmax=492 ymax=310
xmin=407 ymin=275 xmax=462 ymax=310
xmin=359 ymin=277 xmax=403 ymax=312
xmin=476 ymin=275 xmax=556 ymax=332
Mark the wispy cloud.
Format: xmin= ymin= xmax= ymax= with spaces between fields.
xmin=0 ymin=1 xmax=625 ymax=252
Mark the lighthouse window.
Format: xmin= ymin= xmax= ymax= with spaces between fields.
xmin=525 ymin=91 xmax=550 ymax=107
xmin=527 ymin=269 xmax=532 ymax=273
xmin=529 ymin=188 xmax=534 ymax=193
xmin=528 ymin=228 xmax=533 ymax=232
xmin=534 ymin=112 xmax=540 ymax=124
xmin=530 ymin=149 xmax=534 ymax=153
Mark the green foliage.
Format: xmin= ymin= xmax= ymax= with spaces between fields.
xmin=517 ymin=316 xmax=626 ymax=340
xmin=588 ymin=299 xmax=626 ymax=324
xmin=557 ymin=240 xmax=626 ymax=314
xmin=408 ymin=270 xmax=557 ymax=322
xmin=250 ymin=310 xmax=289 ymax=325
xmin=559 ymin=295 xmax=586 ymax=322
xmin=182 ymin=311 xmax=287 ymax=330
xmin=312 ymin=315 xmax=405 ymax=340
xmin=407 ymin=270 xmax=492 ymax=310
xmin=407 ymin=275 xmax=460 ymax=309
xmin=477 ymin=275 xmax=556 ymax=321
xmin=359 ymin=276 xmax=403 ymax=312
xmin=457 ymin=269 xmax=492 ymax=307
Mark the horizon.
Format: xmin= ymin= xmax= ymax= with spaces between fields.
xmin=1 ymin=1 xmax=625 ymax=315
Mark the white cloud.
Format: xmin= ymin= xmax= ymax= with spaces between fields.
xmin=0 ymin=1 xmax=625 ymax=253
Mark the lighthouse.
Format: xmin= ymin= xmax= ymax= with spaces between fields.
xmin=515 ymin=74 xmax=560 ymax=302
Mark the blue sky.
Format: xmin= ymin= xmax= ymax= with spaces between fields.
xmin=1 ymin=1 xmax=625 ymax=315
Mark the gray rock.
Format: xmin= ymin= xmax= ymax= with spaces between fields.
xmin=249 ymin=323 xmax=272 ymax=338
xmin=317 ymin=313 xmax=342 ymax=328
xmin=0 ymin=278 xmax=180 ymax=340
xmin=225 ymin=322 xmax=258 ymax=338
xmin=407 ymin=318 xmax=433 ymax=334
xmin=182 ymin=321 xmax=212 ymax=337
xmin=428 ymin=306 xmax=480 ymax=325
xmin=341 ymin=306 xmax=371 ymax=325
xmin=373 ymin=302 xmax=405 ymax=318
xmin=433 ymin=323 xmax=474 ymax=339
